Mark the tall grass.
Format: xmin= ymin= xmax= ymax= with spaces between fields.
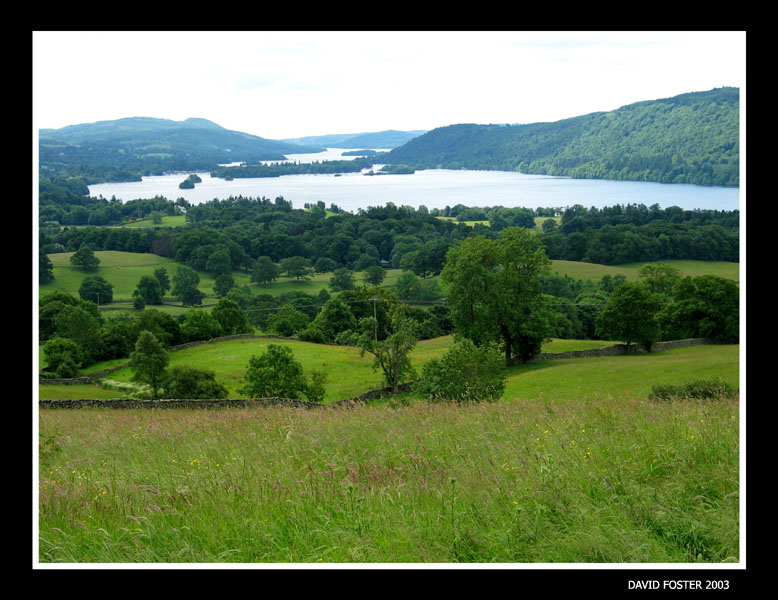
xmin=38 ymin=396 xmax=739 ymax=563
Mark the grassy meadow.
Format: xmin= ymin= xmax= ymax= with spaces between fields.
xmin=42 ymin=334 xmax=738 ymax=405
xmin=40 ymin=251 xmax=739 ymax=318
xmin=38 ymin=336 xmax=740 ymax=563
xmin=38 ymin=249 xmax=741 ymax=564
xmin=41 ymin=251 xmax=414 ymax=308
xmin=38 ymin=392 xmax=739 ymax=563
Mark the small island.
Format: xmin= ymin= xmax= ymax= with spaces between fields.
xmin=364 ymin=164 xmax=415 ymax=176
xmin=178 ymin=173 xmax=203 ymax=189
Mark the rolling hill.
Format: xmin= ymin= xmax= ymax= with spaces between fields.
xmin=383 ymin=87 xmax=740 ymax=187
xmin=39 ymin=117 xmax=324 ymax=183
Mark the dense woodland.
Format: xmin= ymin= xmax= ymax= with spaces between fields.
xmin=384 ymin=88 xmax=739 ymax=187
xmin=40 ymin=191 xmax=739 ymax=267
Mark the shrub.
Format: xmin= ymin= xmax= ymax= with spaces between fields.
xmin=162 ymin=365 xmax=228 ymax=399
xmin=651 ymin=378 xmax=737 ymax=401
xmin=298 ymin=324 xmax=328 ymax=344
xmin=240 ymin=344 xmax=316 ymax=400
xmin=415 ymin=338 xmax=507 ymax=403
xmin=43 ymin=337 xmax=83 ymax=373
xmin=55 ymin=356 xmax=79 ymax=378
xmin=305 ymin=369 xmax=328 ymax=403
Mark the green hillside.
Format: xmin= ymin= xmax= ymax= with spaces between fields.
xmin=385 ymin=87 xmax=739 ymax=187
xmin=39 ymin=117 xmax=323 ymax=183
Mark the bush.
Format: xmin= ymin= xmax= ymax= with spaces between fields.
xmin=305 ymin=370 xmax=328 ymax=403
xmin=240 ymin=344 xmax=321 ymax=400
xmin=162 ymin=365 xmax=229 ymax=399
xmin=55 ymin=356 xmax=80 ymax=378
xmin=415 ymin=338 xmax=506 ymax=403
xmin=298 ymin=324 xmax=329 ymax=344
xmin=651 ymin=378 xmax=737 ymax=401
xmin=43 ymin=337 xmax=83 ymax=373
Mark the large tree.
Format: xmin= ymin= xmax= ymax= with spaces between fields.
xmin=441 ymin=227 xmax=553 ymax=365
xmin=251 ymin=256 xmax=280 ymax=285
xmin=69 ymin=245 xmax=100 ymax=272
xmin=597 ymin=282 xmax=662 ymax=350
xmin=135 ymin=275 xmax=164 ymax=305
xmin=211 ymin=298 xmax=251 ymax=335
xmin=172 ymin=265 xmax=205 ymax=306
xmin=280 ymin=256 xmax=313 ymax=281
xmin=659 ymin=275 xmax=739 ymax=342
xmin=239 ymin=344 xmax=324 ymax=401
xmin=78 ymin=275 xmax=114 ymax=305
xmin=40 ymin=254 xmax=55 ymax=284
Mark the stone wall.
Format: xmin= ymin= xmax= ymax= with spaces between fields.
xmin=39 ymin=337 xmax=721 ymax=407
xmin=531 ymin=338 xmax=718 ymax=362
xmin=38 ymin=382 xmax=418 ymax=410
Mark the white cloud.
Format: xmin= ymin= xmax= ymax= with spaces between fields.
xmin=33 ymin=30 xmax=746 ymax=139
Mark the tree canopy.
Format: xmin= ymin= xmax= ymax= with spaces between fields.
xmin=441 ymin=227 xmax=553 ymax=365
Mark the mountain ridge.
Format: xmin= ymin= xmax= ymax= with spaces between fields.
xmin=383 ymin=87 xmax=740 ymax=187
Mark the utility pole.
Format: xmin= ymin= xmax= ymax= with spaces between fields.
xmin=371 ymin=296 xmax=379 ymax=341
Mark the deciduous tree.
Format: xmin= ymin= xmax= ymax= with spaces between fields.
xmin=441 ymin=227 xmax=552 ymax=365
xmin=129 ymin=330 xmax=169 ymax=399
xmin=69 ymin=245 xmax=100 ymax=272
xmin=597 ymin=282 xmax=662 ymax=350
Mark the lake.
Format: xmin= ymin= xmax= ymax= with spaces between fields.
xmin=88 ymin=149 xmax=741 ymax=213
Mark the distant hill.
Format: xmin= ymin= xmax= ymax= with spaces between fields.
xmin=39 ymin=117 xmax=324 ymax=183
xmin=282 ymin=130 xmax=427 ymax=149
xmin=384 ymin=88 xmax=740 ymax=187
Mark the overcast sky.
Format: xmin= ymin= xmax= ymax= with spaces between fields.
xmin=32 ymin=31 xmax=746 ymax=140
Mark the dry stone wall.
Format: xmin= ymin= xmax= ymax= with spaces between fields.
xmin=39 ymin=337 xmax=721 ymax=408
xmin=531 ymin=338 xmax=718 ymax=362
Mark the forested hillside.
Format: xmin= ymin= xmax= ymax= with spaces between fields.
xmin=384 ymin=87 xmax=739 ymax=187
xmin=39 ymin=117 xmax=323 ymax=184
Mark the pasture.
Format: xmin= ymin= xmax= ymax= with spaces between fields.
xmin=38 ymin=391 xmax=739 ymax=563
xmin=40 ymin=251 xmax=739 ymax=317
xmin=37 ymin=330 xmax=740 ymax=563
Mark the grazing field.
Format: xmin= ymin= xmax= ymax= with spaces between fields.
xmin=38 ymin=393 xmax=739 ymax=563
xmin=115 ymin=216 xmax=187 ymax=228
xmin=41 ymin=251 xmax=414 ymax=305
xmin=548 ymin=259 xmax=739 ymax=283
xmin=40 ymin=251 xmax=739 ymax=314
xmin=42 ymin=336 xmax=739 ymax=409
xmin=42 ymin=252 xmax=183 ymax=301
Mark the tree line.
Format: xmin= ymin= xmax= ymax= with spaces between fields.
xmin=40 ymin=192 xmax=739 ymax=276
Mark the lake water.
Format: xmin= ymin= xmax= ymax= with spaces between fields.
xmin=88 ymin=149 xmax=741 ymax=213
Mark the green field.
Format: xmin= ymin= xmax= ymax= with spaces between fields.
xmin=548 ymin=259 xmax=739 ymax=283
xmin=38 ymin=391 xmax=739 ymax=563
xmin=38 ymin=333 xmax=740 ymax=563
xmin=40 ymin=335 xmax=739 ymax=405
xmin=41 ymin=251 xmax=417 ymax=306
xmin=115 ymin=215 xmax=187 ymax=228
xmin=41 ymin=251 xmax=739 ymax=317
